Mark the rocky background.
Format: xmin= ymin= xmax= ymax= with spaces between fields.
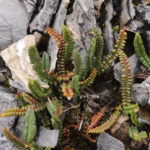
xmin=0 ymin=0 xmax=150 ymax=150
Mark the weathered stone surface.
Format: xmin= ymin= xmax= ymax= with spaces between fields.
xmin=66 ymin=0 xmax=101 ymax=58
xmin=138 ymin=109 xmax=150 ymax=125
xmin=0 ymin=35 xmax=38 ymax=92
xmin=37 ymin=127 xmax=59 ymax=148
xmin=23 ymin=0 xmax=37 ymax=20
xmin=0 ymin=0 xmax=28 ymax=50
xmin=97 ymin=132 xmax=125 ymax=150
xmin=132 ymin=84 xmax=149 ymax=106
xmin=127 ymin=20 xmax=144 ymax=32
xmin=29 ymin=0 xmax=60 ymax=32
xmin=114 ymin=55 xmax=138 ymax=82
xmin=120 ymin=0 xmax=135 ymax=26
xmin=103 ymin=0 xmax=114 ymax=53
xmin=136 ymin=5 xmax=150 ymax=24
xmin=48 ymin=0 xmax=70 ymax=70
xmin=0 ymin=86 xmax=18 ymax=150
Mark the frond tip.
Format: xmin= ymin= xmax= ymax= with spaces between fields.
xmin=3 ymin=128 xmax=30 ymax=150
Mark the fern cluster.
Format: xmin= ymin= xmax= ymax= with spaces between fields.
xmin=0 ymin=26 xmax=148 ymax=149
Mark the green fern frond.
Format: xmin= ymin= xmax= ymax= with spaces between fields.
xmin=73 ymin=50 xmax=84 ymax=80
xmin=88 ymin=105 xmax=121 ymax=134
xmin=71 ymin=75 xmax=80 ymax=98
xmin=123 ymin=103 xmax=139 ymax=115
xmin=42 ymin=52 xmax=50 ymax=72
xmin=130 ymin=113 xmax=142 ymax=127
xmin=23 ymin=109 xmax=37 ymax=144
xmin=28 ymin=79 xmax=51 ymax=99
xmin=134 ymin=32 xmax=150 ymax=70
xmin=3 ymin=128 xmax=31 ymax=150
xmin=128 ymin=126 xmax=147 ymax=141
xmin=62 ymin=25 xmax=74 ymax=65
xmin=80 ymin=68 xmax=97 ymax=89
xmin=28 ymin=46 xmax=51 ymax=83
xmin=0 ymin=107 xmax=28 ymax=117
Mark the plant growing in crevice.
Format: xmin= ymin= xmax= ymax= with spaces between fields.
xmin=0 ymin=26 xmax=148 ymax=149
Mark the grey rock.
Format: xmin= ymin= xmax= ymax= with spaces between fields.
xmin=132 ymin=84 xmax=149 ymax=106
xmin=0 ymin=0 xmax=28 ymax=50
xmin=48 ymin=0 xmax=70 ymax=71
xmin=136 ymin=5 xmax=150 ymax=24
xmin=37 ymin=127 xmax=59 ymax=148
xmin=146 ymin=31 xmax=150 ymax=54
xmin=0 ymin=73 xmax=6 ymax=84
xmin=138 ymin=111 xmax=150 ymax=125
xmin=120 ymin=0 xmax=135 ymax=26
xmin=0 ymin=86 xmax=18 ymax=150
xmin=97 ymin=132 xmax=125 ymax=150
xmin=15 ymin=117 xmax=24 ymax=138
xmin=23 ymin=0 xmax=37 ymax=20
xmin=127 ymin=20 xmax=144 ymax=32
xmin=114 ymin=55 xmax=138 ymax=82
xmin=29 ymin=0 xmax=60 ymax=32
xmin=103 ymin=0 xmax=114 ymax=53
xmin=66 ymin=0 xmax=101 ymax=59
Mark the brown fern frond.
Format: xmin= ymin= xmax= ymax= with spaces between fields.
xmin=18 ymin=93 xmax=37 ymax=105
xmin=88 ymin=105 xmax=121 ymax=134
xmin=61 ymin=82 xmax=74 ymax=100
xmin=33 ymin=102 xmax=48 ymax=112
xmin=87 ymin=106 xmax=107 ymax=130
xmin=115 ymin=28 xmax=128 ymax=51
xmin=51 ymin=72 xmax=74 ymax=81
xmin=3 ymin=128 xmax=31 ymax=150
xmin=0 ymin=107 xmax=28 ymax=117
xmin=46 ymin=27 xmax=66 ymax=75
xmin=80 ymin=68 xmax=97 ymax=89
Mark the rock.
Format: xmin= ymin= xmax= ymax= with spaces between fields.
xmin=145 ymin=31 xmax=150 ymax=54
xmin=114 ymin=55 xmax=138 ymax=82
xmin=29 ymin=0 xmax=60 ymax=32
xmin=37 ymin=127 xmax=59 ymax=148
xmin=132 ymin=84 xmax=149 ymax=106
xmin=138 ymin=109 xmax=150 ymax=125
xmin=0 ymin=73 xmax=7 ymax=84
xmin=97 ymin=132 xmax=125 ymax=150
xmin=0 ymin=0 xmax=29 ymax=50
xmin=23 ymin=0 xmax=37 ymax=20
xmin=102 ymin=0 xmax=114 ymax=53
xmin=0 ymin=86 xmax=18 ymax=150
xmin=127 ymin=20 xmax=144 ymax=32
xmin=0 ymin=35 xmax=38 ymax=91
xmin=48 ymin=0 xmax=70 ymax=70
xmin=119 ymin=0 xmax=135 ymax=26
xmin=136 ymin=5 xmax=150 ymax=24
xmin=66 ymin=0 xmax=101 ymax=58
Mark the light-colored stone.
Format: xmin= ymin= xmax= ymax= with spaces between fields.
xmin=0 ymin=0 xmax=28 ymax=50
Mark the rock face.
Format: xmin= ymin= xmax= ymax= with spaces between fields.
xmin=97 ymin=132 xmax=125 ymax=150
xmin=0 ymin=0 xmax=28 ymax=50
xmin=0 ymin=86 xmax=18 ymax=150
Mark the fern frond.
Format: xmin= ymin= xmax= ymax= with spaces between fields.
xmin=123 ymin=103 xmax=139 ymax=115
xmin=3 ymin=128 xmax=31 ymax=150
xmin=28 ymin=46 xmax=51 ymax=83
xmin=73 ymin=50 xmax=84 ymax=80
xmin=71 ymin=75 xmax=80 ymax=98
xmin=117 ymin=50 xmax=133 ymax=105
xmin=0 ymin=107 xmax=27 ymax=117
xmin=130 ymin=113 xmax=142 ymax=127
xmin=42 ymin=52 xmax=50 ymax=72
xmin=62 ymin=25 xmax=74 ymax=65
xmin=23 ymin=109 xmax=37 ymax=144
xmin=18 ymin=93 xmax=37 ymax=105
xmin=61 ymin=82 xmax=74 ymax=100
xmin=88 ymin=105 xmax=121 ymax=134
xmin=51 ymin=72 xmax=74 ymax=81
xmin=87 ymin=106 xmax=107 ymax=130
xmin=80 ymin=68 xmax=97 ymax=89
xmin=46 ymin=27 xmax=66 ymax=75
xmin=115 ymin=28 xmax=127 ymax=51
xmin=28 ymin=79 xmax=51 ymax=99
xmin=128 ymin=126 xmax=147 ymax=141
xmin=33 ymin=102 xmax=48 ymax=112
xmin=134 ymin=32 xmax=150 ymax=70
